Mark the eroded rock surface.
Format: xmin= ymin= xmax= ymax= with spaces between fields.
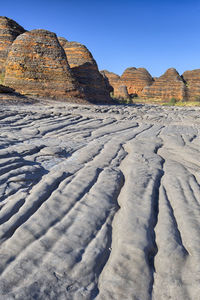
xmin=0 ymin=101 xmax=199 ymax=300
xmin=141 ymin=68 xmax=186 ymax=101
xmin=59 ymin=38 xmax=112 ymax=103
xmin=0 ymin=16 xmax=25 ymax=74
xmin=4 ymin=30 xmax=85 ymax=100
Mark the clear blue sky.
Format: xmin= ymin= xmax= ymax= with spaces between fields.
xmin=1 ymin=0 xmax=200 ymax=77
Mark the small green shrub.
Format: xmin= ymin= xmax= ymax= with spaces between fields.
xmin=169 ymin=97 xmax=177 ymax=105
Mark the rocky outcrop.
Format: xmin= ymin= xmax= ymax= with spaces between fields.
xmin=114 ymin=85 xmax=131 ymax=101
xmin=100 ymin=70 xmax=120 ymax=96
xmin=182 ymin=69 xmax=200 ymax=101
xmin=100 ymin=70 xmax=114 ymax=94
xmin=141 ymin=68 xmax=186 ymax=101
xmin=121 ymin=67 xmax=154 ymax=96
xmin=101 ymin=70 xmax=131 ymax=101
xmin=0 ymin=16 xmax=25 ymax=74
xmin=100 ymin=70 xmax=120 ymax=89
xmin=59 ymin=38 xmax=112 ymax=103
xmin=4 ymin=30 xmax=85 ymax=100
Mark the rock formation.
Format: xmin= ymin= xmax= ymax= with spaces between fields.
xmin=0 ymin=16 xmax=25 ymax=74
xmin=58 ymin=38 xmax=112 ymax=103
xmin=4 ymin=30 xmax=85 ymax=100
xmin=114 ymin=85 xmax=131 ymax=101
xmin=100 ymin=70 xmax=120 ymax=96
xmin=100 ymin=70 xmax=114 ymax=95
xmin=182 ymin=69 xmax=200 ymax=101
xmin=100 ymin=70 xmax=120 ymax=89
xmin=121 ymin=67 xmax=154 ymax=96
xmin=141 ymin=68 xmax=186 ymax=101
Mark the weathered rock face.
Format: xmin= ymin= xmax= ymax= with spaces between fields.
xmin=121 ymin=67 xmax=154 ymax=96
xmin=182 ymin=69 xmax=200 ymax=101
xmin=101 ymin=70 xmax=130 ymax=101
xmin=59 ymin=38 xmax=112 ymax=103
xmin=0 ymin=16 xmax=25 ymax=74
xmin=114 ymin=85 xmax=131 ymax=101
xmin=141 ymin=68 xmax=186 ymax=101
xmin=4 ymin=30 xmax=84 ymax=100
xmin=100 ymin=70 xmax=120 ymax=88
xmin=100 ymin=70 xmax=114 ymax=94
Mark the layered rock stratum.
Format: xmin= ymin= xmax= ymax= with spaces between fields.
xmin=0 ymin=16 xmax=25 ymax=74
xmin=100 ymin=69 xmax=130 ymax=100
xmin=141 ymin=68 xmax=186 ymax=101
xmin=4 ymin=30 xmax=85 ymax=100
xmin=100 ymin=70 xmax=120 ymax=92
xmin=121 ymin=67 xmax=154 ymax=96
xmin=0 ymin=101 xmax=199 ymax=300
xmin=182 ymin=69 xmax=200 ymax=101
xmin=59 ymin=38 xmax=112 ymax=103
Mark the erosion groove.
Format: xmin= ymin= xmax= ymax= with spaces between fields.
xmin=0 ymin=101 xmax=200 ymax=300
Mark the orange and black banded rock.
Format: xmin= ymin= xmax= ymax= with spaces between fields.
xmin=100 ymin=70 xmax=114 ymax=94
xmin=121 ymin=67 xmax=154 ymax=96
xmin=141 ymin=68 xmax=186 ymax=101
xmin=58 ymin=38 xmax=112 ymax=103
xmin=100 ymin=70 xmax=120 ymax=95
xmin=0 ymin=16 xmax=25 ymax=74
xmin=100 ymin=70 xmax=131 ymax=101
xmin=4 ymin=30 xmax=85 ymax=100
xmin=182 ymin=69 xmax=200 ymax=101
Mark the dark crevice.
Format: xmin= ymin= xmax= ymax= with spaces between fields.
xmin=0 ymin=171 xmax=68 ymax=244
xmin=162 ymin=185 xmax=189 ymax=255
xmin=91 ymin=170 xmax=125 ymax=299
xmin=145 ymin=145 xmax=165 ymax=298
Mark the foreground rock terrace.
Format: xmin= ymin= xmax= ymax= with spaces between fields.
xmin=0 ymin=102 xmax=200 ymax=299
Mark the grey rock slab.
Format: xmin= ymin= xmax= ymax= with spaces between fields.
xmin=0 ymin=102 xmax=200 ymax=299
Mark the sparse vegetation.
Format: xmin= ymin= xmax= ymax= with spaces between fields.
xmin=127 ymin=96 xmax=200 ymax=107
xmin=174 ymin=101 xmax=200 ymax=107
xmin=0 ymin=72 xmax=5 ymax=84
xmin=169 ymin=97 xmax=177 ymax=105
xmin=110 ymin=92 xmax=133 ymax=105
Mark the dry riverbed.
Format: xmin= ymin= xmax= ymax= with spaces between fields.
xmin=0 ymin=100 xmax=200 ymax=300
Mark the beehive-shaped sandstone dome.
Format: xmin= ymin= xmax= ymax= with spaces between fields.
xmin=59 ymin=37 xmax=112 ymax=103
xmin=182 ymin=69 xmax=200 ymax=101
xmin=4 ymin=30 xmax=84 ymax=100
xmin=141 ymin=68 xmax=186 ymax=101
xmin=121 ymin=67 xmax=154 ymax=96
xmin=0 ymin=16 xmax=25 ymax=73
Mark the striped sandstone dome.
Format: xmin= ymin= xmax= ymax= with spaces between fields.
xmin=141 ymin=68 xmax=186 ymax=101
xmin=121 ymin=67 xmax=154 ymax=96
xmin=59 ymin=37 xmax=112 ymax=103
xmin=182 ymin=69 xmax=200 ymax=101
xmin=0 ymin=16 xmax=25 ymax=74
xmin=4 ymin=30 xmax=85 ymax=100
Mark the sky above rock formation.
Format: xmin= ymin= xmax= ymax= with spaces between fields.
xmin=1 ymin=0 xmax=200 ymax=77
